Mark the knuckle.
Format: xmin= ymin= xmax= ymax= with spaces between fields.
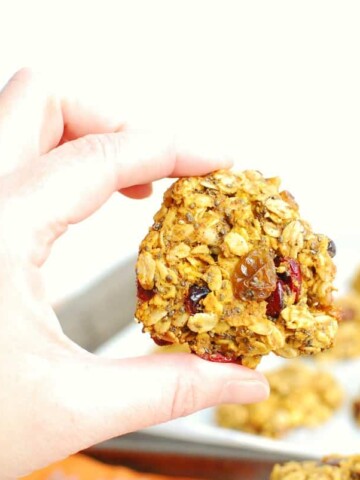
xmin=169 ymin=374 xmax=198 ymax=420
xmin=167 ymin=357 xmax=205 ymax=420
xmin=71 ymin=133 xmax=119 ymax=164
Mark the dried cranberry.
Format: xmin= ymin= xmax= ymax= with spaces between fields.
xmin=287 ymin=258 xmax=302 ymax=301
xmin=274 ymin=256 xmax=281 ymax=267
xmin=232 ymin=248 xmax=277 ymax=301
xmin=196 ymin=352 xmax=242 ymax=364
xmin=152 ymin=337 xmax=172 ymax=346
xmin=137 ymin=280 xmax=156 ymax=301
xmin=266 ymin=280 xmax=285 ymax=318
xmin=327 ymin=239 xmax=336 ymax=258
xmin=277 ymin=257 xmax=302 ymax=302
xmin=185 ymin=284 xmax=211 ymax=314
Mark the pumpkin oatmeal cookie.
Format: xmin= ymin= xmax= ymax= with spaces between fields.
xmin=216 ymin=363 xmax=343 ymax=438
xmin=270 ymin=455 xmax=360 ymax=479
xmin=135 ymin=170 xmax=338 ymax=368
xmin=154 ymin=343 xmax=191 ymax=354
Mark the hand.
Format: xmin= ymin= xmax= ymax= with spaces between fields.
xmin=0 ymin=69 xmax=269 ymax=479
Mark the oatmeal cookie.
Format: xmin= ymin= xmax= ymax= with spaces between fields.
xmin=154 ymin=343 xmax=191 ymax=354
xmin=215 ymin=363 xmax=343 ymax=438
xmin=316 ymin=294 xmax=360 ymax=361
xmin=270 ymin=455 xmax=360 ymax=479
xmin=135 ymin=170 xmax=338 ymax=368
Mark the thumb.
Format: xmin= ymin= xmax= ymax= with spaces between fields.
xmin=10 ymin=349 xmax=269 ymax=476
xmin=45 ymin=352 xmax=269 ymax=456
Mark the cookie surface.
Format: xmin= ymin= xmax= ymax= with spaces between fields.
xmin=135 ymin=170 xmax=338 ymax=368
xmin=216 ymin=363 xmax=343 ymax=437
xmin=270 ymin=455 xmax=360 ymax=479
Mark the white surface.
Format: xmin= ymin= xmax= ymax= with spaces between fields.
xmin=96 ymin=237 xmax=360 ymax=459
xmin=96 ymin=322 xmax=360 ymax=459
xmin=0 ymin=1 xmax=359 ymax=304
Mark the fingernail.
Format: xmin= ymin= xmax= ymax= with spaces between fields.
xmin=221 ymin=380 xmax=270 ymax=404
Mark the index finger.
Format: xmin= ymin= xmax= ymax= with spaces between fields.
xmin=0 ymin=68 xmax=123 ymax=174
xmin=9 ymin=130 xmax=233 ymax=267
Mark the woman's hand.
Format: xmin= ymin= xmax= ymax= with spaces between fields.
xmin=0 ymin=69 xmax=269 ymax=479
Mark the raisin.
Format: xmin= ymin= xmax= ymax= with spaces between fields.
xmin=327 ymin=239 xmax=336 ymax=258
xmin=152 ymin=337 xmax=172 ymax=346
xmin=137 ymin=280 xmax=156 ymax=302
xmin=152 ymin=222 xmax=162 ymax=231
xmin=277 ymin=257 xmax=302 ymax=302
xmin=232 ymin=248 xmax=277 ymax=301
xmin=196 ymin=351 xmax=242 ymax=364
xmin=185 ymin=284 xmax=211 ymax=314
xmin=266 ymin=280 xmax=285 ymax=318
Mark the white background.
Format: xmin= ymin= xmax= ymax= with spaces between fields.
xmin=0 ymin=1 xmax=359 ymax=304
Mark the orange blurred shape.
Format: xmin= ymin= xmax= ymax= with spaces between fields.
xmin=24 ymin=454 xmax=196 ymax=480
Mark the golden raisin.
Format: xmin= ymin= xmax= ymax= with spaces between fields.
xmin=232 ymin=248 xmax=277 ymax=301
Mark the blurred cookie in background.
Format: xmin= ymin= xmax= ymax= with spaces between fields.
xmin=216 ymin=362 xmax=343 ymax=438
xmin=270 ymin=455 xmax=360 ymax=479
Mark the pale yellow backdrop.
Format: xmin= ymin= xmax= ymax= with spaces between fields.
xmin=0 ymin=0 xmax=358 ymax=303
